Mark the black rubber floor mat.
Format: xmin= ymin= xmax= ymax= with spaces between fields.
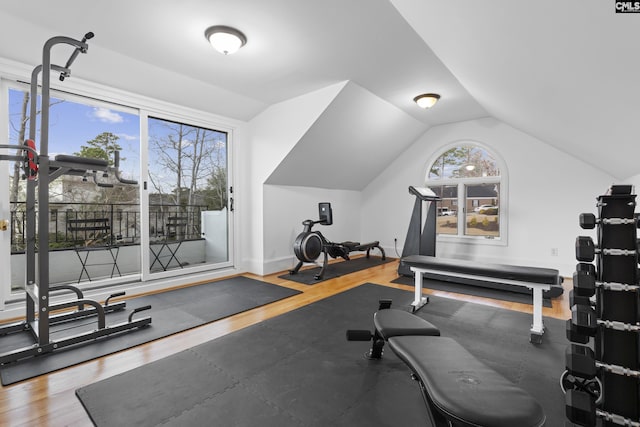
xmin=76 ymin=283 xmax=566 ymax=427
xmin=0 ymin=276 xmax=301 ymax=385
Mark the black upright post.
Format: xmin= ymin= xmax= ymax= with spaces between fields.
xmin=566 ymin=185 xmax=640 ymax=427
xmin=595 ymin=188 xmax=639 ymax=426
xmin=398 ymin=186 xmax=441 ymax=276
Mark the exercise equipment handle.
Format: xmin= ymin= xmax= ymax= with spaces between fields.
xmin=113 ymin=151 xmax=138 ymax=185
xmin=60 ymin=32 xmax=94 ymax=81
xmin=129 ymin=305 xmax=152 ymax=322
xmin=346 ymin=330 xmax=372 ymax=341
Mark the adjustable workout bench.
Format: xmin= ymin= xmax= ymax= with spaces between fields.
xmin=401 ymin=255 xmax=563 ymax=343
xmin=346 ymin=299 xmax=440 ymax=359
xmin=347 ymin=301 xmax=546 ymax=427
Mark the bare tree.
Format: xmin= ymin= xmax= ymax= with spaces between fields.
xmin=148 ymin=119 xmax=228 ymax=238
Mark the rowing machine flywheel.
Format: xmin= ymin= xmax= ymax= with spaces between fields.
xmin=293 ymin=231 xmax=323 ymax=262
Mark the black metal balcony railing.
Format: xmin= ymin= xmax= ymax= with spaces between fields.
xmin=9 ymin=202 xmax=207 ymax=254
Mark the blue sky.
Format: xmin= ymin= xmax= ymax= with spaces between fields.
xmin=9 ymin=87 xmax=140 ymax=178
xmin=7 ymin=87 xmax=228 ymax=188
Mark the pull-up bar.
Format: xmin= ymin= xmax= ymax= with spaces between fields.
xmin=0 ymin=32 xmax=151 ymax=366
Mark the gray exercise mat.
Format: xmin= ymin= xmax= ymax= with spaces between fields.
xmin=0 ymin=277 xmax=301 ymax=385
xmin=76 ymin=283 xmax=566 ymax=427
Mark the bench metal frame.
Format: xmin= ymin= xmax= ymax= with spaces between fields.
xmin=410 ymin=266 xmax=551 ymax=343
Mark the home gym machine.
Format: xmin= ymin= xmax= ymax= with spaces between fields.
xmin=0 ymin=32 xmax=151 ymax=365
xmin=289 ymin=202 xmax=385 ymax=280
xmin=397 ymin=186 xmax=440 ymax=277
xmin=564 ymin=185 xmax=640 ymax=427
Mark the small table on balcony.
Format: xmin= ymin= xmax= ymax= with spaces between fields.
xmin=67 ymin=218 xmax=121 ymax=282
xmin=149 ymin=216 xmax=187 ymax=271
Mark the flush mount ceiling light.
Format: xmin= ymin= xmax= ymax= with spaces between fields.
xmin=204 ymin=25 xmax=247 ymax=55
xmin=413 ymin=93 xmax=441 ymax=109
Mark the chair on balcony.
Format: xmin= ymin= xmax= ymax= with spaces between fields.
xmin=149 ymin=216 xmax=188 ymax=272
xmin=67 ymin=217 xmax=121 ymax=282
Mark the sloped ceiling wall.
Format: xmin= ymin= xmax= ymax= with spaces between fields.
xmin=1 ymin=1 xmax=634 ymax=185
xmin=265 ymin=81 xmax=428 ymax=190
xmin=391 ymin=0 xmax=640 ymax=180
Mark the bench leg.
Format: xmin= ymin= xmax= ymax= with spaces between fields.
xmin=411 ymin=269 xmax=429 ymax=313
xmin=529 ymin=288 xmax=545 ymax=344
xmin=366 ymin=330 xmax=386 ymax=359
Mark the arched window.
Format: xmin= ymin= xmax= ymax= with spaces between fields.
xmin=426 ymin=143 xmax=506 ymax=242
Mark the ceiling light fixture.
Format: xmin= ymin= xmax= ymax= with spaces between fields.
xmin=413 ymin=93 xmax=441 ymax=109
xmin=204 ymin=25 xmax=247 ymax=55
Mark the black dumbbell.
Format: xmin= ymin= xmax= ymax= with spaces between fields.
xmin=565 ymin=344 xmax=597 ymax=379
xmin=575 ymin=236 xmax=636 ymax=262
xmin=575 ymin=237 xmax=596 ymax=262
xmin=576 ymin=262 xmax=595 ymax=274
xmin=579 ymin=213 xmax=638 ymax=229
xmin=569 ymin=290 xmax=592 ymax=308
xmin=572 ymin=270 xmax=596 ymax=297
xmin=574 ymin=262 xmax=640 ymax=293
xmin=566 ymin=318 xmax=589 ymax=344
xmin=565 ymin=389 xmax=596 ymax=427
xmin=571 ymin=304 xmax=598 ymax=336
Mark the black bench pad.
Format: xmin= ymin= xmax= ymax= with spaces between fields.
xmin=402 ymin=255 xmax=560 ymax=285
xmin=374 ymin=309 xmax=440 ymax=339
xmin=54 ymin=154 xmax=109 ymax=168
xmin=402 ymin=255 xmax=563 ymax=298
xmin=388 ymin=336 xmax=545 ymax=427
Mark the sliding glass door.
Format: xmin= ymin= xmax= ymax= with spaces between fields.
xmin=145 ymin=116 xmax=231 ymax=277
xmin=4 ymin=81 xmax=234 ymax=298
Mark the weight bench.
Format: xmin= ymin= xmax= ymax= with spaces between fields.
xmin=401 ymin=255 xmax=563 ymax=343
xmin=389 ymin=336 xmax=546 ymax=427
xmin=346 ymin=299 xmax=440 ymax=359
xmin=347 ymin=300 xmax=545 ymax=427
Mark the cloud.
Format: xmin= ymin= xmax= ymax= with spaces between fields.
xmin=91 ymin=107 xmax=123 ymax=123
xmin=117 ymin=133 xmax=138 ymax=141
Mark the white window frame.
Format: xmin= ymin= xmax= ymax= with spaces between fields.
xmin=424 ymin=140 xmax=508 ymax=247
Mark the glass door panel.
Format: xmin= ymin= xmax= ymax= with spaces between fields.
xmin=7 ymin=87 xmax=140 ymax=291
xmin=147 ymin=117 xmax=230 ymax=274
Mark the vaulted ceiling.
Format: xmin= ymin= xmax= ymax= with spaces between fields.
xmin=0 ymin=0 xmax=638 ymax=187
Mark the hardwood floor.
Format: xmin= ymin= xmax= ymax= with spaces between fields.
xmin=0 ymin=259 xmax=571 ymax=426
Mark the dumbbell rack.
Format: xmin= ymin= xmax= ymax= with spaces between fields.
xmin=565 ymin=185 xmax=640 ymax=427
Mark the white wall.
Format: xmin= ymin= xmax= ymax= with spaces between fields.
xmin=241 ymin=82 xmax=345 ymax=274
xmin=361 ymin=117 xmax=616 ymax=276
xmin=262 ymin=185 xmax=362 ymax=274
